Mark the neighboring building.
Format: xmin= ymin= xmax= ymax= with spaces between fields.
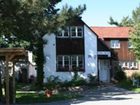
xmin=91 ymin=27 xmax=140 ymax=76
xmin=43 ymin=18 xmax=111 ymax=83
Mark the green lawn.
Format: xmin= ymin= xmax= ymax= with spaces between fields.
xmin=16 ymin=92 xmax=82 ymax=104
xmin=131 ymin=88 xmax=140 ymax=93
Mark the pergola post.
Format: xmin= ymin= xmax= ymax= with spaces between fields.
xmin=13 ymin=61 xmax=16 ymax=104
xmin=5 ymin=55 xmax=9 ymax=105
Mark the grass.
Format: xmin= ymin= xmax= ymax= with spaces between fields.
xmin=117 ymin=79 xmax=140 ymax=93
xmin=16 ymin=92 xmax=82 ymax=104
xmin=131 ymin=88 xmax=140 ymax=93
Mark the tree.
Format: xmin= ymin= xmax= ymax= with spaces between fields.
xmin=129 ymin=23 xmax=140 ymax=60
xmin=108 ymin=16 xmax=133 ymax=27
xmin=0 ymin=0 xmax=86 ymax=87
xmin=108 ymin=5 xmax=140 ymax=27
xmin=108 ymin=5 xmax=140 ymax=60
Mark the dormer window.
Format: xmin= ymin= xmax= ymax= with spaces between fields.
xmin=110 ymin=40 xmax=120 ymax=48
xmin=70 ymin=26 xmax=83 ymax=38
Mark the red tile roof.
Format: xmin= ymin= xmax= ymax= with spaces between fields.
xmin=91 ymin=27 xmax=131 ymax=38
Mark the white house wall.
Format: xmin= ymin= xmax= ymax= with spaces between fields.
xmin=43 ymin=34 xmax=72 ymax=82
xmin=43 ymin=25 xmax=97 ymax=83
xmin=84 ymin=25 xmax=98 ymax=78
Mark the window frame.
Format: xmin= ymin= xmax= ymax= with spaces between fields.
xmin=71 ymin=55 xmax=84 ymax=71
xmin=110 ymin=40 xmax=120 ymax=49
xmin=56 ymin=55 xmax=84 ymax=72
xmin=70 ymin=26 xmax=83 ymax=38
xmin=57 ymin=27 xmax=69 ymax=38
xmin=56 ymin=55 xmax=70 ymax=71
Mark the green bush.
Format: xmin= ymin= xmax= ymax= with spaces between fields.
xmin=118 ymin=78 xmax=132 ymax=89
xmin=114 ymin=66 xmax=127 ymax=82
xmin=88 ymin=74 xmax=97 ymax=85
xmin=67 ymin=72 xmax=86 ymax=86
xmin=132 ymin=72 xmax=140 ymax=80
xmin=45 ymin=76 xmax=61 ymax=90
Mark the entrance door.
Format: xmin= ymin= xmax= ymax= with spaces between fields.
xmin=99 ymin=59 xmax=110 ymax=83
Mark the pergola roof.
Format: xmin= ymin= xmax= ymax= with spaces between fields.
xmin=0 ymin=48 xmax=27 ymax=61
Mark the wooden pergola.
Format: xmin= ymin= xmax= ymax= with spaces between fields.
xmin=0 ymin=48 xmax=27 ymax=105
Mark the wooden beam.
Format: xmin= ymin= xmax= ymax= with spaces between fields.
xmin=13 ymin=62 xmax=16 ymax=104
xmin=5 ymin=55 xmax=9 ymax=105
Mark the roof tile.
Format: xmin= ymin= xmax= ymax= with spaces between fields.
xmin=91 ymin=27 xmax=131 ymax=38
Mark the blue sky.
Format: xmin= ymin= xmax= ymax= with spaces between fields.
xmin=57 ymin=0 xmax=140 ymax=26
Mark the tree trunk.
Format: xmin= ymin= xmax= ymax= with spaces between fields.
xmin=35 ymin=39 xmax=44 ymax=89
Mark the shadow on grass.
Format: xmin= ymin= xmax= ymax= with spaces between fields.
xmin=14 ymin=85 xmax=136 ymax=105
xmin=16 ymin=93 xmax=82 ymax=104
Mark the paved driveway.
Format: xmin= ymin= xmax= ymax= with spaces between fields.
xmin=45 ymin=85 xmax=140 ymax=105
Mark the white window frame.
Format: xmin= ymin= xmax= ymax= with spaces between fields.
xmin=70 ymin=26 xmax=83 ymax=38
xmin=57 ymin=27 xmax=69 ymax=38
xmin=130 ymin=61 xmax=138 ymax=69
xmin=57 ymin=55 xmax=70 ymax=70
xmin=57 ymin=55 xmax=84 ymax=71
xmin=71 ymin=55 xmax=84 ymax=69
xmin=110 ymin=40 xmax=120 ymax=48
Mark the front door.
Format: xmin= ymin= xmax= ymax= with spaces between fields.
xmin=99 ymin=59 xmax=110 ymax=83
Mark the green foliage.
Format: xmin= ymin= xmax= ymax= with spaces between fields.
xmin=108 ymin=16 xmax=133 ymax=27
xmin=88 ymin=74 xmax=97 ymax=85
xmin=108 ymin=17 xmax=121 ymax=26
xmin=70 ymin=72 xmax=87 ymax=86
xmin=45 ymin=76 xmax=61 ymax=90
xmin=130 ymin=23 xmax=140 ymax=60
xmin=16 ymin=92 xmax=82 ymax=104
xmin=118 ymin=78 xmax=132 ymax=89
xmin=114 ymin=66 xmax=127 ymax=82
xmin=132 ymin=72 xmax=140 ymax=80
xmin=0 ymin=0 xmax=86 ymax=87
xmin=108 ymin=5 xmax=140 ymax=27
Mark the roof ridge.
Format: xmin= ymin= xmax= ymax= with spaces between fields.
xmin=91 ymin=26 xmax=130 ymax=28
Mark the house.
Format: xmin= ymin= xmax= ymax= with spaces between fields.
xmin=43 ymin=17 xmax=111 ymax=83
xmin=91 ymin=27 xmax=140 ymax=77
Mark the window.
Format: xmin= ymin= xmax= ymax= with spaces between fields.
xmin=120 ymin=61 xmax=138 ymax=70
xmin=57 ymin=55 xmax=84 ymax=71
xmin=128 ymin=41 xmax=133 ymax=48
xmin=110 ymin=40 xmax=120 ymax=48
xmin=71 ymin=55 xmax=84 ymax=71
xmin=130 ymin=61 xmax=138 ymax=69
xmin=57 ymin=26 xmax=83 ymax=38
xmin=70 ymin=26 xmax=83 ymax=38
xmin=57 ymin=56 xmax=70 ymax=71
xmin=57 ymin=27 xmax=69 ymax=38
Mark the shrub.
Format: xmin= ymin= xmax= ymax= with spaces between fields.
xmin=114 ymin=66 xmax=127 ymax=82
xmin=88 ymin=74 xmax=97 ymax=85
xmin=132 ymin=72 xmax=140 ymax=80
xmin=70 ymin=72 xmax=86 ymax=86
xmin=45 ymin=76 xmax=61 ymax=90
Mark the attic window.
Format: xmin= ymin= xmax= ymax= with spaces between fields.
xmin=57 ymin=27 xmax=69 ymax=38
xmin=70 ymin=26 xmax=83 ymax=38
